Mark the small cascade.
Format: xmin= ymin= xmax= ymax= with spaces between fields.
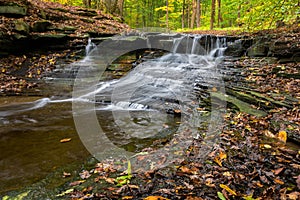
xmin=85 ymin=38 xmax=96 ymax=55
xmin=191 ymin=36 xmax=202 ymax=54
xmin=171 ymin=36 xmax=185 ymax=53
xmin=171 ymin=34 xmax=227 ymax=57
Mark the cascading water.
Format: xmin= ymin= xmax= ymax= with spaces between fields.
xmin=0 ymin=33 xmax=228 ymax=193
xmin=85 ymin=38 xmax=96 ymax=55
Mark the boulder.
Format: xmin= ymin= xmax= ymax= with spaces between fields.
xmin=224 ymin=40 xmax=246 ymax=57
xmin=32 ymin=20 xmax=52 ymax=32
xmin=247 ymin=43 xmax=268 ymax=57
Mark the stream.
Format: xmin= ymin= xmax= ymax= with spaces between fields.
xmin=0 ymin=34 xmax=228 ymax=195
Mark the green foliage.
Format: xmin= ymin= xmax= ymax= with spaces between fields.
xmin=43 ymin=0 xmax=299 ymax=31
xmin=115 ymin=160 xmax=132 ymax=186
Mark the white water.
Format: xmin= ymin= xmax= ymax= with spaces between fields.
xmin=1 ymin=34 xmax=227 ymax=123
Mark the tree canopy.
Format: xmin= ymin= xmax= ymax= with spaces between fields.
xmin=43 ymin=0 xmax=300 ymax=31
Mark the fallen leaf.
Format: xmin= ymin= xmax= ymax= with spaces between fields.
xmin=274 ymin=167 xmax=284 ymax=175
xmin=296 ymin=175 xmax=300 ymax=189
xmin=63 ymin=172 xmax=71 ymax=178
xmin=287 ymin=192 xmax=300 ymax=200
xmin=214 ymin=151 xmax=227 ymax=167
xmin=274 ymin=178 xmax=284 ymax=185
xmin=69 ymin=180 xmax=85 ymax=186
xmin=122 ymin=196 xmax=133 ymax=200
xmin=60 ymin=138 xmax=72 ymax=143
xmin=263 ymin=144 xmax=272 ymax=149
xmin=143 ymin=196 xmax=170 ymax=200
xmin=277 ymin=130 xmax=287 ymax=143
xmin=217 ymin=191 xmax=226 ymax=200
xmin=219 ymin=184 xmax=237 ymax=196
xmin=79 ymin=170 xmax=91 ymax=179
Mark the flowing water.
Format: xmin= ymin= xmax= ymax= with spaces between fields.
xmin=0 ymin=34 xmax=227 ymax=195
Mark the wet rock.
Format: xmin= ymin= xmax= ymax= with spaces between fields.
xmin=32 ymin=20 xmax=52 ymax=32
xmin=224 ymin=40 xmax=246 ymax=57
xmin=0 ymin=3 xmax=27 ymax=17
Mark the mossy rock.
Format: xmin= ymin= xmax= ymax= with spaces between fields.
xmin=211 ymin=92 xmax=267 ymax=117
xmin=0 ymin=4 xmax=27 ymax=17
xmin=14 ymin=19 xmax=30 ymax=34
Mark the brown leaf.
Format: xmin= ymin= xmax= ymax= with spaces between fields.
xmin=69 ymin=180 xmax=85 ymax=186
xmin=79 ymin=170 xmax=91 ymax=179
xmin=274 ymin=167 xmax=284 ymax=175
xmin=296 ymin=175 xmax=300 ymax=190
xmin=287 ymin=192 xmax=300 ymax=200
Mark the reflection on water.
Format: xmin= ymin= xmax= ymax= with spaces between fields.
xmin=0 ymin=97 xmax=89 ymax=194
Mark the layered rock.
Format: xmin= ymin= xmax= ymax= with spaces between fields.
xmin=0 ymin=0 xmax=129 ymax=56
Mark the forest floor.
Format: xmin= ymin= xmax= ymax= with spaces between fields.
xmin=51 ymin=49 xmax=300 ymax=200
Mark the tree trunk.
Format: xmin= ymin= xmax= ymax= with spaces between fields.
xmin=217 ymin=0 xmax=222 ymax=27
xmin=118 ymin=0 xmax=124 ymax=17
xmin=166 ymin=0 xmax=169 ymax=29
xmin=83 ymin=0 xmax=91 ymax=8
xmin=210 ymin=0 xmax=216 ymax=30
xmin=190 ymin=0 xmax=197 ymax=28
xmin=238 ymin=3 xmax=241 ymax=27
xmin=196 ymin=0 xmax=200 ymax=28
xmin=182 ymin=0 xmax=185 ymax=29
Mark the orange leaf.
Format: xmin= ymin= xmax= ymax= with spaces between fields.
xmin=143 ymin=196 xmax=170 ymax=200
xmin=274 ymin=178 xmax=284 ymax=185
xmin=220 ymin=184 xmax=237 ymax=196
xmin=214 ymin=151 xmax=227 ymax=167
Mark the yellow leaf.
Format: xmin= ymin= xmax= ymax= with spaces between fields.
xmin=214 ymin=157 xmax=222 ymax=167
xmin=263 ymin=144 xmax=272 ymax=149
xmin=122 ymin=196 xmax=133 ymax=200
xmin=143 ymin=196 xmax=170 ymax=200
xmin=220 ymin=184 xmax=237 ymax=196
xmin=277 ymin=130 xmax=287 ymax=143
xmin=60 ymin=138 xmax=72 ymax=143
xmin=223 ymin=171 xmax=232 ymax=177
xmin=211 ymin=87 xmax=218 ymax=92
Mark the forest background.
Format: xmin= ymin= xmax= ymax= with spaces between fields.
xmin=43 ymin=0 xmax=299 ymax=31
